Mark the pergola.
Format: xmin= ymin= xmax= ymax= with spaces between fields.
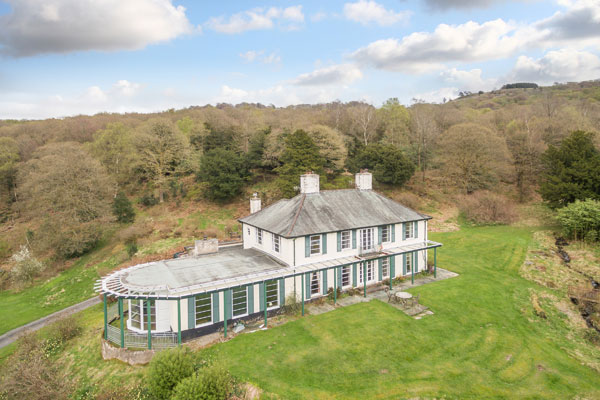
xmin=96 ymin=240 xmax=442 ymax=350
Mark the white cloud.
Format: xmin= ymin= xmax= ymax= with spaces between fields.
xmin=292 ymin=64 xmax=363 ymax=86
xmin=239 ymin=50 xmax=281 ymax=64
xmin=311 ymin=12 xmax=327 ymax=22
xmin=205 ymin=6 xmax=304 ymax=34
xmin=535 ymin=0 xmax=600 ymax=48
xmin=422 ymin=0 xmax=512 ymax=10
xmin=412 ymin=87 xmax=460 ymax=103
xmin=343 ymin=0 xmax=410 ymax=26
xmin=112 ymin=80 xmax=143 ymax=97
xmin=440 ymin=68 xmax=497 ymax=92
xmin=506 ymin=49 xmax=600 ymax=84
xmin=0 ymin=0 xmax=194 ymax=57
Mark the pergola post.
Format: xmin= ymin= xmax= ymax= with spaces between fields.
xmin=103 ymin=293 xmax=108 ymax=340
xmin=434 ymin=247 xmax=437 ymax=278
xmin=147 ymin=300 xmax=152 ymax=350
xmin=411 ymin=253 xmax=415 ymax=285
xmin=264 ymin=282 xmax=268 ymax=328
xmin=118 ymin=298 xmax=124 ymax=348
xmin=363 ymin=261 xmax=367 ymax=298
xmin=177 ymin=299 xmax=182 ymax=346
xmin=301 ymin=273 xmax=305 ymax=316
xmin=333 ymin=267 xmax=337 ymax=305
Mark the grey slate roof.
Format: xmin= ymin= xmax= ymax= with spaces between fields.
xmin=239 ymin=189 xmax=430 ymax=238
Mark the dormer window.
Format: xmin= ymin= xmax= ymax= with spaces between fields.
xmin=272 ymin=234 xmax=281 ymax=253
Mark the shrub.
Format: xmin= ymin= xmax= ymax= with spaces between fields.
xmin=458 ymin=191 xmax=517 ymax=225
xmin=49 ymin=316 xmax=82 ymax=343
xmin=9 ymin=245 xmax=45 ymax=286
xmin=147 ymin=347 xmax=195 ymax=400
xmin=171 ymin=365 xmax=233 ymax=400
xmin=112 ymin=191 xmax=136 ymax=223
xmin=556 ymin=199 xmax=600 ymax=241
xmin=283 ymin=292 xmax=301 ymax=316
xmin=140 ymin=193 xmax=159 ymax=207
xmin=51 ymin=221 xmax=103 ymax=258
xmin=126 ymin=241 xmax=138 ymax=258
xmin=327 ymin=287 xmax=341 ymax=301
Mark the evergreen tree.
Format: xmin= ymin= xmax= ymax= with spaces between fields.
xmin=112 ymin=191 xmax=135 ymax=223
xmin=350 ymin=143 xmax=415 ymax=186
xmin=198 ymin=148 xmax=248 ymax=201
xmin=246 ymin=127 xmax=270 ymax=170
xmin=276 ymin=130 xmax=325 ymax=197
xmin=540 ymin=130 xmax=600 ymax=208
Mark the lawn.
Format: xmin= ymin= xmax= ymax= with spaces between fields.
xmin=196 ymin=226 xmax=600 ymax=399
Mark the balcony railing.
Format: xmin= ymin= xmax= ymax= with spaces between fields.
xmin=358 ymin=244 xmax=382 ymax=256
xmin=106 ymin=324 xmax=178 ymax=349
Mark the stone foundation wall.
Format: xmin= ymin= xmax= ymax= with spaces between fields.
xmin=101 ymin=339 xmax=156 ymax=365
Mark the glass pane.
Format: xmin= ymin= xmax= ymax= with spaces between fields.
xmin=341 ymin=231 xmax=350 ymax=249
xmin=342 ymin=266 xmax=351 ymax=286
xmin=310 ymin=272 xmax=320 ymax=295
xmin=310 ymin=235 xmax=320 ymax=254
xmin=382 ymin=259 xmax=389 ymax=277
xmin=142 ymin=300 xmax=156 ymax=331
xmin=232 ymin=287 xmax=247 ymax=317
xmin=130 ymin=300 xmax=140 ymax=329
xmin=195 ymin=294 xmax=212 ymax=326
xmin=266 ymin=280 xmax=279 ymax=308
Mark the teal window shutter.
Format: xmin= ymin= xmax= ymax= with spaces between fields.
xmin=337 ymin=231 xmax=342 ymax=252
xmin=212 ymin=292 xmax=219 ymax=323
xmin=259 ymin=283 xmax=265 ymax=311
xmin=378 ymin=258 xmax=382 ymax=281
xmin=415 ymin=221 xmax=419 ymax=239
xmin=247 ymin=285 xmax=254 ymax=314
xmin=352 ymin=230 xmax=357 ymax=249
xmin=390 ymin=256 xmax=395 ymax=278
xmin=391 ymin=224 xmax=395 ymax=242
xmin=402 ymin=223 xmax=406 ymax=240
xmin=224 ymin=289 xmax=231 ymax=320
xmin=402 ymin=254 xmax=407 ymax=275
xmin=188 ymin=297 xmax=195 ymax=329
xmin=279 ymin=279 xmax=285 ymax=306
xmin=378 ymin=226 xmax=383 ymax=244
xmin=305 ymin=236 xmax=310 ymax=257
xmin=305 ymin=272 xmax=311 ymax=299
xmin=352 ymin=263 xmax=357 ymax=287
xmin=322 ymin=270 xmax=328 ymax=295
xmin=322 ymin=234 xmax=327 ymax=254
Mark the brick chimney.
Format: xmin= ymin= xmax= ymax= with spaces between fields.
xmin=300 ymin=172 xmax=320 ymax=194
xmin=355 ymin=169 xmax=372 ymax=190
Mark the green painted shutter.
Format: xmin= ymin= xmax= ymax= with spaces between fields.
xmin=378 ymin=258 xmax=383 ymax=281
xmin=305 ymin=272 xmax=311 ymax=299
xmin=390 ymin=256 xmax=395 ymax=278
xmin=259 ymin=283 xmax=265 ymax=311
xmin=391 ymin=224 xmax=395 ymax=242
xmin=322 ymin=234 xmax=327 ymax=254
xmin=223 ymin=290 xmax=231 ymax=320
xmin=352 ymin=263 xmax=357 ymax=287
xmin=322 ymin=270 xmax=328 ymax=295
xmin=247 ymin=285 xmax=254 ymax=314
xmin=414 ymin=221 xmax=419 ymax=239
xmin=402 ymin=254 xmax=407 ymax=275
xmin=305 ymin=236 xmax=310 ymax=258
xmin=402 ymin=223 xmax=406 ymax=240
xmin=352 ymin=230 xmax=357 ymax=249
xmin=188 ymin=297 xmax=195 ymax=329
xmin=279 ymin=279 xmax=285 ymax=306
xmin=337 ymin=231 xmax=342 ymax=252
xmin=212 ymin=292 xmax=219 ymax=323
xmin=378 ymin=226 xmax=383 ymax=244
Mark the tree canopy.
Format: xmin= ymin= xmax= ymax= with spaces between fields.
xmin=198 ymin=148 xmax=249 ymax=201
xmin=276 ymin=130 xmax=325 ymax=197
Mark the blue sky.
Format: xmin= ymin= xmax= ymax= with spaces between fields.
xmin=1 ymin=0 xmax=599 ymax=119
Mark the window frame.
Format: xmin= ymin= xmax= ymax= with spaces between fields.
xmin=406 ymin=254 xmax=412 ymax=273
xmin=382 ymin=258 xmax=389 ymax=278
xmin=130 ymin=300 xmax=141 ymax=330
xmin=272 ymin=234 xmax=281 ymax=253
xmin=195 ymin=293 xmax=212 ymax=327
xmin=340 ymin=230 xmax=351 ymax=250
xmin=310 ymin=272 xmax=320 ymax=295
xmin=310 ymin=235 xmax=321 ymax=255
xmin=257 ymin=228 xmax=263 ymax=245
xmin=360 ymin=228 xmax=374 ymax=252
xmin=404 ymin=223 xmax=414 ymax=239
xmin=381 ymin=225 xmax=391 ymax=243
xmin=341 ymin=265 xmax=351 ymax=287
xmin=265 ymin=280 xmax=279 ymax=309
xmin=232 ymin=286 xmax=248 ymax=318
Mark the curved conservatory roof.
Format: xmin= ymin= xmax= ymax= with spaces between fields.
xmin=96 ymin=240 xmax=443 ymax=300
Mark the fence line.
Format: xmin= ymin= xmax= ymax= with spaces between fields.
xmin=106 ymin=323 xmax=178 ymax=349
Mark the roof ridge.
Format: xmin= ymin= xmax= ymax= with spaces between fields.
xmin=286 ymin=193 xmax=306 ymax=236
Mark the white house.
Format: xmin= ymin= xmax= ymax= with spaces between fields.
xmin=97 ymin=171 xmax=442 ymax=349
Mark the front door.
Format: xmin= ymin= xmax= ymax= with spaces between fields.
xmin=359 ymin=260 xmax=376 ymax=284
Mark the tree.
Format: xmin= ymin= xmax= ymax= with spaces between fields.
xmin=246 ymin=127 xmax=270 ymax=170
xmin=136 ymin=119 xmax=189 ymax=202
xmin=378 ymin=98 xmax=410 ymax=147
xmin=147 ymin=347 xmax=195 ymax=400
xmin=349 ymin=143 xmax=415 ymax=186
xmin=348 ymin=102 xmax=378 ymax=145
xmin=0 ymin=137 xmax=20 ymax=221
xmin=275 ymin=130 xmax=325 ymax=197
xmin=16 ymin=142 xmax=113 ymax=258
xmin=198 ymin=148 xmax=248 ymax=201
xmin=172 ymin=365 xmax=233 ymax=400
xmin=307 ymin=125 xmax=346 ymax=171
xmin=89 ymin=123 xmax=137 ymax=188
xmin=202 ymin=123 xmax=238 ymax=153
xmin=438 ymin=123 xmax=508 ymax=194
xmin=556 ymin=199 xmax=600 ymax=241
xmin=112 ymin=191 xmax=135 ymax=223
xmin=409 ymin=102 xmax=440 ymax=182
xmin=540 ymin=130 xmax=600 ymax=208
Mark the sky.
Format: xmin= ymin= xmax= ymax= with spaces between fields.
xmin=0 ymin=0 xmax=599 ymax=119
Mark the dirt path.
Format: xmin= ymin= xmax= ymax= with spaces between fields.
xmin=0 ymin=296 xmax=101 ymax=349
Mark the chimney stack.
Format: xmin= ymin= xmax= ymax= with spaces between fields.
xmin=355 ymin=169 xmax=372 ymax=190
xmin=250 ymin=193 xmax=261 ymax=214
xmin=300 ymin=172 xmax=320 ymax=194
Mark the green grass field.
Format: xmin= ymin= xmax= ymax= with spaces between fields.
xmin=195 ymin=226 xmax=600 ymax=399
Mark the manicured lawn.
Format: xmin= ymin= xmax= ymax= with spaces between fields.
xmin=198 ymin=226 xmax=600 ymax=399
